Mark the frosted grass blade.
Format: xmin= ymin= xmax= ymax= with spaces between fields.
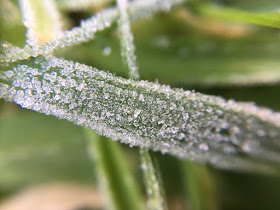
xmin=117 ymin=0 xmax=139 ymax=79
xmin=1 ymin=54 xmax=280 ymax=172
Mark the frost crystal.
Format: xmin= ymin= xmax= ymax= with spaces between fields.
xmin=1 ymin=54 xmax=280 ymax=172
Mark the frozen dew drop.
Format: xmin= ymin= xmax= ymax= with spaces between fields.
xmin=102 ymin=46 xmax=112 ymax=56
xmin=54 ymin=95 xmax=60 ymax=100
xmin=177 ymin=132 xmax=185 ymax=140
xmin=134 ymin=109 xmax=142 ymax=118
xmin=199 ymin=143 xmax=209 ymax=151
xmin=139 ymin=93 xmax=145 ymax=102
xmin=257 ymin=130 xmax=266 ymax=137
xmin=104 ymin=93 xmax=110 ymax=99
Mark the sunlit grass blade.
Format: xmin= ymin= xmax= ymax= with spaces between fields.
xmin=1 ymin=53 xmax=280 ymax=172
xmin=196 ymin=4 xmax=280 ymax=28
xmin=0 ymin=0 xmax=186 ymax=63
xmin=19 ymin=0 xmax=62 ymax=45
xmin=85 ymin=129 xmax=145 ymax=210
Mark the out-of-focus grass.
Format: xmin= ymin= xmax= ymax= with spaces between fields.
xmin=0 ymin=103 xmax=93 ymax=191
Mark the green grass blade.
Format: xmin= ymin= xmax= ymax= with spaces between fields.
xmin=140 ymin=149 xmax=167 ymax=210
xmin=56 ymin=0 xmax=113 ymax=11
xmin=85 ymin=129 xmax=145 ymax=210
xmin=183 ymin=161 xmax=219 ymax=210
xmin=196 ymin=4 xmax=280 ymax=28
xmin=1 ymin=53 xmax=280 ymax=172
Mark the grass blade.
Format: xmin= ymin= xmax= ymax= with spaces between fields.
xmin=196 ymin=4 xmax=280 ymax=28
xmin=183 ymin=161 xmax=219 ymax=210
xmin=117 ymin=0 xmax=139 ymax=80
xmin=140 ymin=149 xmax=167 ymax=210
xmin=85 ymin=129 xmax=145 ymax=210
xmin=56 ymin=0 xmax=113 ymax=11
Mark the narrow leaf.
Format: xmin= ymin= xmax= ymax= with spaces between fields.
xmin=117 ymin=0 xmax=139 ymax=79
xmin=1 ymin=54 xmax=280 ymax=172
xmin=196 ymin=4 xmax=280 ymax=28
xmin=140 ymin=149 xmax=167 ymax=210
xmin=183 ymin=161 xmax=219 ymax=210
xmin=56 ymin=0 xmax=113 ymax=11
xmin=85 ymin=129 xmax=145 ymax=210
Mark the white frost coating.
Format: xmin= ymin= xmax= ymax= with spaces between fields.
xmin=117 ymin=0 xmax=139 ymax=79
xmin=19 ymin=0 xmax=62 ymax=45
xmin=1 ymin=0 xmax=186 ymax=63
xmin=1 ymin=55 xmax=280 ymax=172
